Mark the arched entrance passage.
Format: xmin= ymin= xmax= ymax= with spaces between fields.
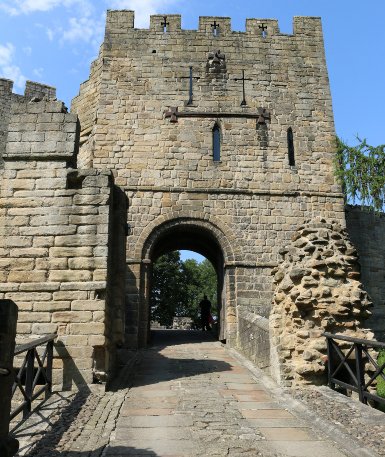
xmin=138 ymin=218 xmax=235 ymax=347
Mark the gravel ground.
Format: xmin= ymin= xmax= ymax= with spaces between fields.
xmin=292 ymin=385 xmax=385 ymax=456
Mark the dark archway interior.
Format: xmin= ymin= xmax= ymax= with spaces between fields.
xmin=150 ymin=224 xmax=224 ymax=274
xmin=148 ymin=224 xmax=225 ymax=340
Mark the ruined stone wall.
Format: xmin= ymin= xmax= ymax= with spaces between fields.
xmin=270 ymin=218 xmax=372 ymax=387
xmin=72 ymin=11 xmax=346 ymax=349
xmin=0 ymin=82 xmax=126 ymax=389
xmin=346 ymin=206 xmax=385 ymax=340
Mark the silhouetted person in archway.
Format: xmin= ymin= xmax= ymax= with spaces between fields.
xmin=199 ymin=295 xmax=212 ymax=331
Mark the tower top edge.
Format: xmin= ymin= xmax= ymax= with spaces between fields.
xmin=105 ymin=10 xmax=322 ymax=36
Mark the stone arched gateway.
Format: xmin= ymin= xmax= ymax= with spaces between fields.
xmin=3 ymin=11 xmax=384 ymax=390
xmin=130 ymin=214 xmax=237 ymax=347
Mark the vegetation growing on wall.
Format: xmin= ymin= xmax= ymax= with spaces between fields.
xmin=335 ymin=137 xmax=385 ymax=212
xmin=377 ymin=350 xmax=385 ymax=400
xmin=150 ymin=251 xmax=217 ymax=327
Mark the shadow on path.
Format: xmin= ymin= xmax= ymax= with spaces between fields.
xmin=26 ymin=446 xmax=159 ymax=456
xmin=149 ymin=329 xmax=217 ymax=348
xmin=109 ymin=329 xmax=230 ymax=392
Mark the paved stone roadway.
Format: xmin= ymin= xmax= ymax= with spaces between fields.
xmin=19 ymin=330 xmax=378 ymax=457
xmin=104 ymin=330 xmax=349 ymax=457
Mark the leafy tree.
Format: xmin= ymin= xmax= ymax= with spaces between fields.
xmin=335 ymin=137 xmax=385 ymax=212
xmin=182 ymin=258 xmax=218 ymax=325
xmin=150 ymin=251 xmax=186 ymax=327
xmin=195 ymin=259 xmax=217 ymax=309
xmin=150 ymin=252 xmax=217 ymax=327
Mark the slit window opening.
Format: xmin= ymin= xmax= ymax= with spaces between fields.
xmin=287 ymin=127 xmax=295 ymax=166
xmin=213 ymin=124 xmax=221 ymax=162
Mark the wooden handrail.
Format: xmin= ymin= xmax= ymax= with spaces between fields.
xmin=323 ymin=332 xmax=385 ymax=349
xmin=14 ymin=334 xmax=56 ymax=356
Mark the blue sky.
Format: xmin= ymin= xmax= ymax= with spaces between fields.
xmin=1 ymin=0 xmax=384 ymax=262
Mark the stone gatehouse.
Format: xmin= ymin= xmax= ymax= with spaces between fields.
xmin=1 ymin=11 xmax=384 ymax=389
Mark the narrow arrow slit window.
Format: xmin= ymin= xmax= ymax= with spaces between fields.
xmin=213 ymin=123 xmax=221 ymax=161
xmin=287 ymin=127 xmax=295 ymax=166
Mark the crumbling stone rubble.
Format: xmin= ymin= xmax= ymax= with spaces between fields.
xmin=270 ymin=217 xmax=373 ymax=386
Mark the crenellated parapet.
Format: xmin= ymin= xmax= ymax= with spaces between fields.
xmin=0 ymin=78 xmax=78 ymax=166
xmin=24 ymin=80 xmax=56 ymax=101
xmin=104 ymin=10 xmax=323 ymax=38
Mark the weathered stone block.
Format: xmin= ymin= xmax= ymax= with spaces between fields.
xmin=71 ymin=300 xmax=105 ymax=311
xmin=52 ymin=311 xmax=93 ymax=323
xmin=49 ymin=270 xmax=92 ymax=282
xmin=32 ymin=323 xmax=58 ymax=334
xmin=8 ymin=271 xmax=47 ymax=282
xmin=70 ymin=322 xmax=105 ymax=335
xmin=18 ymin=312 xmax=51 ymax=323
xmin=49 ymin=247 xmax=93 ymax=257
xmin=33 ymin=301 xmax=71 ymax=311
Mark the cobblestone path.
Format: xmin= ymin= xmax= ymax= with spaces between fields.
xmin=17 ymin=330 xmax=381 ymax=457
xmin=104 ymin=331 xmax=349 ymax=457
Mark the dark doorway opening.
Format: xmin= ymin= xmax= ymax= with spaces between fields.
xmin=140 ymin=222 xmax=227 ymax=347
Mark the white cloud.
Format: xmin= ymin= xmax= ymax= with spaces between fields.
xmin=0 ymin=43 xmax=14 ymax=66
xmin=0 ymin=43 xmax=26 ymax=88
xmin=2 ymin=65 xmax=27 ymax=87
xmin=61 ymin=15 xmax=104 ymax=45
xmin=33 ymin=67 xmax=44 ymax=78
xmin=23 ymin=46 xmax=32 ymax=55
xmin=46 ymin=28 xmax=54 ymax=41
xmin=106 ymin=0 xmax=179 ymax=27
xmin=0 ymin=0 xmax=93 ymax=16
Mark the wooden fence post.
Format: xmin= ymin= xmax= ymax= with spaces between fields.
xmin=0 ymin=300 xmax=19 ymax=457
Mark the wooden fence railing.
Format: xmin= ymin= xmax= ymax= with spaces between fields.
xmin=324 ymin=332 xmax=385 ymax=406
xmin=11 ymin=333 xmax=56 ymax=421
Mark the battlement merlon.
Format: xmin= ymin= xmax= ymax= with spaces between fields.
xmin=0 ymin=78 xmax=57 ymax=102
xmin=25 ymin=80 xmax=56 ymax=101
xmin=1 ymin=78 xmax=79 ymax=165
xmin=0 ymin=78 xmax=14 ymax=96
xmin=104 ymin=10 xmax=323 ymax=37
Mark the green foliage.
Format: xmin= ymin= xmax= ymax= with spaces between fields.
xmin=377 ymin=350 xmax=385 ymax=399
xmin=335 ymin=137 xmax=385 ymax=212
xmin=150 ymin=252 xmax=217 ymax=327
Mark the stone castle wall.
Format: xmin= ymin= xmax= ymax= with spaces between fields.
xmin=270 ymin=218 xmax=373 ymax=386
xmin=0 ymin=80 xmax=126 ymax=389
xmin=72 ymin=11 xmax=346 ymax=349
xmin=1 ymin=10 xmax=383 ymax=389
xmin=72 ymin=11 xmax=339 ymax=196
xmin=346 ymin=206 xmax=385 ymax=340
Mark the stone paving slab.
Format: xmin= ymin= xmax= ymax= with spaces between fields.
xmin=114 ymin=427 xmax=192 ymax=441
xmin=260 ymin=427 xmax=315 ymax=440
xmin=116 ymin=416 xmax=193 ymax=428
xmin=258 ymin=441 xmax=350 ymax=457
xmin=104 ymin=331 xmax=352 ymax=457
xmin=13 ymin=330 xmax=382 ymax=457
xmin=241 ymin=409 xmax=294 ymax=419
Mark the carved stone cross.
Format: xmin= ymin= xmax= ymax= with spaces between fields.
xmin=257 ymin=107 xmax=271 ymax=124
xmin=234 ymin=70 xmax=252 ymax=106
xmin=164 ymin=107 xmax=179 ymax=123
xmin=161 ymin=16 xmax=169 ymax=32
xmin=181 ymin=67 xmax=200 ymax=106
xmin=259 ymin=23 xmax=267 ymax=37
xmin=211 ymin=20 xmax=220 ymax=36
